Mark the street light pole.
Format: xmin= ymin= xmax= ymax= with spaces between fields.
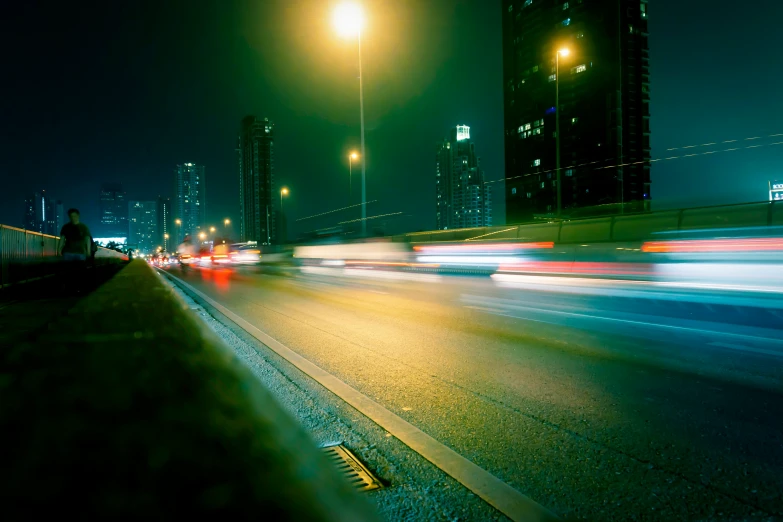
xmin=555 ymin=47 xmax=570 ymax=218
xmin=556 ymin=51 xmax=561 ymax=217
xmin=334 ymin=4 xmax=367 ymax=234
xmin=358 ymin=31 xmax=367 ymax=236
xmin=349 ymin=153 xmax=353 ymax=200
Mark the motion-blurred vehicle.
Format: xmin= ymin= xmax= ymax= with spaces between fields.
xmin=230 ymin=244 xmax=262 ymax=265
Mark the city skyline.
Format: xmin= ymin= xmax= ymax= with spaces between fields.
xmin=2 ymin=1 xmax=782 ymax=237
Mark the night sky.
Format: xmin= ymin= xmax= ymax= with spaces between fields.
xmin=2 ymin=0 xmax=782 ymax=236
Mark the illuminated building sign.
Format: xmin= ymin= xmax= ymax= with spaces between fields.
xmin=456 ymin=125 xmax=470 ymax=141
xmin=771 ymin=181 xmax=783 ymax=201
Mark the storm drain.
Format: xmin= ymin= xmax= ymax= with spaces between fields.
xmin=321 ymin=444 xmax=383 ymax=492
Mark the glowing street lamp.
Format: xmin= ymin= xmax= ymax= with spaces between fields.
xmin=209 ymin=226 xmax=216 ymax=233
xmin=280 ymin=187 xmax=289 ymax=213
xmin=348 ymin=151 xmax=359 ymax=200
xmin=198 ymin=232 xmax=207 ymax=241
xmin=224 ymin=218 xmax=230 ymax=226
xmin=555 ymin=47 xmax=570 ymax=217
xmin=334 ymin=3 xmax=367 ymax=235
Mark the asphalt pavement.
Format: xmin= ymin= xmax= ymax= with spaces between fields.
xmin=161 ymin=263 xmax=783 ymax=521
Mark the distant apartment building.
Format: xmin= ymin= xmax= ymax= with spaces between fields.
xmin=502 ymin=0 xmax=651 ymax=222
xmin=54 ymin=200 xmax=64 ymax=234
xmin=99 ymin=183 xmax=128 ymax=238
xmin=175 ymin=163 xmax=206 ymax=245
xmin=238 ymin=116 xmax=276 ymax=244
xmin=435 ymin=125 xmax=492 ymax=230
xmin=157 ymin=196 xmax=172 ymax=251
xmin=23 ymin=190 xmax=58 ymax=235
xmin=128 ymin=200 xmax=159 ymax=253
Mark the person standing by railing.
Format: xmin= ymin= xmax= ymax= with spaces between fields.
xmin=59 ymin=208 xmax=92 ymax=262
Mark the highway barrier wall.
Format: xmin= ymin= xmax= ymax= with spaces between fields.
xmin=390 ymin=200 xmax=783 ymax=245
xmin=0 ymin=259 xmax=377 ymax=521
xmin=0 ymin=224 xmax=127 ymax=288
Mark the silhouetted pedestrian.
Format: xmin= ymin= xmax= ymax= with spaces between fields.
xmin=59 ymin=208 xmax=92 ymax=293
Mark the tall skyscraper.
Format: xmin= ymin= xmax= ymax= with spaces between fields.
xmin=435 ymin=125 xmax=492 ymax=230
xmin=157 ymin=196 xmax=172 ymax=252
xmin=502 ymin=0 xmax=651 ymax=223
xmin=99 ymin=183 xmax=128 ymax=238
xmin=54 ymin=200 xmax=64 ymax=234
xmin=128 ymin=200 xmax=159 ymax=253
xmin=175 ymin=163 xmax=206 ymax=245
xmin=239 ymin=115 xmax=275 ymax=244
xmin=23 ymin=190 xmax=58 ymax=235
xmin=236 ymin=137 xmax=244 ymax=240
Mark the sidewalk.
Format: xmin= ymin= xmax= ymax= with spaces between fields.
xmin=0 ymin=264 xmax=124 ymax=346
xmin=0 ymin=260 xmax=376 ymax=521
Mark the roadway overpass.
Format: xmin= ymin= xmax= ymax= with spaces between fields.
xmin=2 ymin=200 xmax=783 ymax=521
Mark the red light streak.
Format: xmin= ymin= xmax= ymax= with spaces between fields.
xmin=642 ymin=238 xmax=783 ymax=253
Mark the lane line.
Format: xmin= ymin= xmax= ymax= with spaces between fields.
xmin=463 ymin=295 xmax=783 ymax=355
xmin=159 ymin=269 xmax=558 ymax=522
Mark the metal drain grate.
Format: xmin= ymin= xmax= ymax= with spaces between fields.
xmin=321 ymin=444 xmax=383 ymax=492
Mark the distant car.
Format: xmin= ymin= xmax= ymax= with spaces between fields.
xmin=230 ymin=245 xmax=262 ymax=265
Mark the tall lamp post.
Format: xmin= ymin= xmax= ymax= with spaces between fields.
xmin=555 ymin=47 xmax=570 ymax=217
xmin=348 ymin=151 xmax=358 ymax=202
xmin=280 ymin=187 xmax=289 ymax=244
xmin=334 ymin=3 xmax=367 ymax=235
xmin=280 ymin=187 xmax=289 ymax=213
xmin=175 ymin=218 xmax=182 ymax=245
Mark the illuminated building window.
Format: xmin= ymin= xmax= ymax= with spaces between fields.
xmin=540 ymin=182 xmax=545 ymax=188
xmin=511 ymin=188 xmax=517 ymax=195
xmin=576 ymin=32 xmax=585 ymax=39
xmin=526 ymin=192 xmax=532 ymax=198
xmin=524 ymin=0 xmax=532 ymax=6
xmin=548 ymin=74 xmax=556 ymax=82
xmin=572 ymin=64 xmax=587 ymax=73
xmin=563 ymin=2 xmax=569 ymax=9
xmin=562 ymin=18 xmax=571 ymax=26
xmin=532 ymin=159 xmax=541 ymax=167
xmin=571 ymin=117 xmax=579 ymax=124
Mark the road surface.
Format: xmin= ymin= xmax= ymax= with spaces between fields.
xmin=163 ymin=264 xmax=783 ymax=521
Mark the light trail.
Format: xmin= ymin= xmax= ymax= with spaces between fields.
xmin=296 ymin=200 xmax=378 ymax=222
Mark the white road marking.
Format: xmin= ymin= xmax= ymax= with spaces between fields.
xmin=160 ymin=270 xmax=558 ymax=522
xmin=463 ymin=295 xmax=783 ymax=357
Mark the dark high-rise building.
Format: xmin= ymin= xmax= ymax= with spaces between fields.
xmin=502 ymin=0 xmax=650 ymax=223
xmin=23 ymin=190 xmax=58 ymax=235
xmin=239 ymin=116 xmax=275 ymax=244
xmin=54 ymin=200 xmax=64 ymax=234
xmin=236 ymin=137 xmax=244 ymax=240
xmin=175 ymin=163 xmax=206 ymax=245
xmin=128 ymin=200 xmax=158 ymax=253
xmin=435 ymin=125 xmax=492 ymax=230
xmin=23 ymin=192 xmax=42 ymax=233
xmin=157 ymin=196 xmax=172 ymax=252
xmin=99 ymin=183 xmax=128 ymax=238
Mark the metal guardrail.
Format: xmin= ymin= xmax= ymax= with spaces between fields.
xmin=392 ymin=200 xmax=783 ymax=245
xmin=0 ymin=224 xmax=127 ymax=287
